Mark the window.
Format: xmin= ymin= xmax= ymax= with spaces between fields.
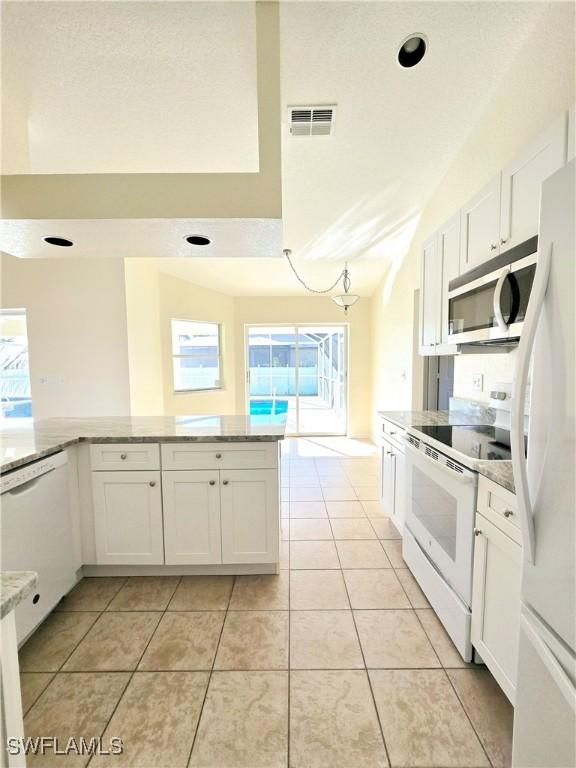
xmin=0 ymin=309 xmax=33 ymax=422
xmin=171 ymin=319 xmax=222 ymax=392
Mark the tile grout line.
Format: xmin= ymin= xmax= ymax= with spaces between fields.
xmin=330 ymin=519 xmax=393 ymax=768
xmin=443 ymin=668 xmax=495 ymax=768
xmin=185 ymin=573 xmax=235 ymax=768
xmin=83 ymin=574 xmax=182 ymax=768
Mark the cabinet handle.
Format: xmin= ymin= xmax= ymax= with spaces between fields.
xmin=216 ymin=453 xmax=222 ymax=459
xmin=209 ymin=480 xmax=216 ymax=486
xmin=386 ymin=451 xmax=393 ymax=456
xmin=120 ymin=453 xmax=127 ymax=460
xmin=474 ymin=528 xmax=482 ymax=536
xmin=222 ymin=480 xmax=229 ymax=486
xmin=500 ymin=238 xmax=508 ymax=245
xmin=503 ymin=509 xmax=514 ymax=518
xmin=490 ymin=243 xmax=498 ymax=251
xmin=149 ymin=481 xmax=156 ymax=487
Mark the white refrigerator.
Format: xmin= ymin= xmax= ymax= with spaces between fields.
xmin=511 ymin=159 xmax=576 ymax=767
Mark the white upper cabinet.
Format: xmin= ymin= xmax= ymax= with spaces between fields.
xmin=162 ymin=470 xmax=222 ymax=565
xmin=438 ymin=212 xmax=461 ymax=346
xmin=460 ymin=174 xmax=501 ymax=273
xmin=500 ymin=114 xmax=567 ymax=251
xmin=419 ymin=234 xmax=441 ymax=354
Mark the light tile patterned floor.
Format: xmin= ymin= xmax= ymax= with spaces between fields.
xmin=19 ymin=437 xmax=513 ymax=768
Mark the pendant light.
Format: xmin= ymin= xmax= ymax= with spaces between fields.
xmin=284 ymin=249 xmax=360 ymax=313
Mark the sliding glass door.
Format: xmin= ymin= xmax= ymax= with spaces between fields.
xmin=245 ymin=325 xmax=347 ymax=436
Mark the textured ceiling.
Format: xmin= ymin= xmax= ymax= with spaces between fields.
xmin=1 ymin=1 xmax=259 ymax=174
xmin=280 ymin=1 xmax=546 ymax=269
xmin=1 ymin=1 xmax=552 ymax=296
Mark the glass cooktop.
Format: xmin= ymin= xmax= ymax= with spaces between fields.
xmin=413 ymin=425 xmax=526 ymax=461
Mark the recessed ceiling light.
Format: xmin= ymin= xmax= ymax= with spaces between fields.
xmin=42 ymin=236 xmax=74 ymax=247
xmin=398 ymin=34 xmax=427 ymax=68
xmin=184 ymin=235 xmax=211 ymax=246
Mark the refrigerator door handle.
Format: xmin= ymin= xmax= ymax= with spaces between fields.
xmin=521 ymin=610 xmax=576 ymax=713
xmin=511 ymin=242 xmax=552 ymax=564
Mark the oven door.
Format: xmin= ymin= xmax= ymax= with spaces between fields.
xmin=448 ymin=253 xmax=536 ymax=344
xmin=404 ymin=443 xmax=478 ymax=606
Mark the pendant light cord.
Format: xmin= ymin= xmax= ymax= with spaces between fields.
xmin=283 ymin=249 xmax=346 ymax=294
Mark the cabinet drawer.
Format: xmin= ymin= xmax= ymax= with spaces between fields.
xmin=90 ymin=443 xmax=160 ymax=471
xmin=161 ymin=442 xmax=278 ymax=471
xmin=477 ymin=475 xmax=520 ymax=543
xmin=380 ymin=420 xmax=406 ymax=450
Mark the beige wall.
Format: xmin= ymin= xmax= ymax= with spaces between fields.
xmin=371 ymin=2 xmax=575 ymax=432
xmin=124 ymin=259 xmax=164 ymax=415
xmin=123 ymin=260 xmax=372 ymax=435
xmin=158 ymin=271 xmax=237 ymax=416
xmin=233 ymin=296 xmax=373 ymax=437
xmin=1 ymin=254 xmax=131 ymax=418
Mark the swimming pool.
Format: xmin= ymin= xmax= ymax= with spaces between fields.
xmin=249 ymin=399 xmax=288 ymax=416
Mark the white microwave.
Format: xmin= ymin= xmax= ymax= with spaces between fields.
xmin=448 ymin=236 xmax=537 ymax=346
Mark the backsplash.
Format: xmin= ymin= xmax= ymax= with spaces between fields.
xmin=453 ymin=349 xmax=518 ymax=404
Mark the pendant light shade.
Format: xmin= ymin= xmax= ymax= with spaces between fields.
xmin=331 ymin=292 xmax=360 ymax=311
xmin=284 ymin=249 xmax=360 ymax=312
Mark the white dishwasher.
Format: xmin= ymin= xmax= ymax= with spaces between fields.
xmin=1 ymin=451 xmax=77 ymax=644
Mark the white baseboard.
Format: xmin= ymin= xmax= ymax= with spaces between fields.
xmin=82 ymin=563 xmax=279 ymax=577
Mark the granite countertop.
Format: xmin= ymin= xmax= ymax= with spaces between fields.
xmin=379 ymin=403 xmax=514 ymax=493
xmin=1 ymin=415 xmax=287 ymax=473
xmin=475 ymin=462 xmax=515 ymax=494
xmin=1 ymin=571 xmax=38 ymax=619
xmin=378 ymin=410 xmax=452 ymax=427
xmin=378 ymin=402 xmax=496 ymax=429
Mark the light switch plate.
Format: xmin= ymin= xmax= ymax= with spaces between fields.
xmin=472 ymin=373 xmax=483 ymax=392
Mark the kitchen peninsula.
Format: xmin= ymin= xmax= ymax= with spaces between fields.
xmin=1 ymin=415 xmax=285 ymax=643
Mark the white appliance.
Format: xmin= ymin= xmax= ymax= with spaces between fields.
xmin=511 ymin=160 xmax=576 ymax=767
xmin=447 ymin=237 xmax=537 ymax=346
xmin=403 ymin=435 xmax=478 ymax=661
xmin=1 ymin=451 xmax=77 ymax=644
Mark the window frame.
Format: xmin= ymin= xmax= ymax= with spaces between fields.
xmin=170 ymin=318 xmax=223 ymax=393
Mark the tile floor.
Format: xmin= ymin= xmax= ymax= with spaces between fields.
xmin=19 ymin=437 xmax=513 ymax=768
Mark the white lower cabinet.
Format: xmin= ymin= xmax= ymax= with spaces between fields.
xmin=392 ymin=448 xmax=405 ymax=532
xmin=381 ymin=438 xmax=396 ymax=516
xmin=380 ymin=428 xmax=405 ymax=533
xmin=471 ymin=510 xmax=522 ymax=703
xmin=92 ymin=471 xmax=164 ymax=565
xmin=162 ymin=471 xmax=222 ymax=565
xmin=220 ymin=469 xmax=279 ymax=564
xmin=91 ymin=441 xmax=280 ymax=568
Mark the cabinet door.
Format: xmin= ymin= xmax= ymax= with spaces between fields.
xmin=391 ymin=449 xmax=405 ymax=533
xmin=471 ymin=513 xmax=522 ymax=703
xmin=92 ymin=471 xmax=163 ymax=565
xmin=500 ymin=114 xmax=567 ymax=251
xmin=419 ymin=234 xmax=440 ymax=355
xmin=460 ymin=175 xmax=501 ymax=272
xmin=438 ymin=213 xmax=461 ymax=345
xmin=220 ymin=469 xmax=279 ymax=564
xmin=162 ymin=471 xmax=222 ymax=565
xmin=380 ymin=440 xmax=396 ymax=518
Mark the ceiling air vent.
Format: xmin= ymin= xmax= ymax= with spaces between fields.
xmin=288 ymin=104 xmax=336 ymax=136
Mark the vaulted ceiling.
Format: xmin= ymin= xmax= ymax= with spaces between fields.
xmin=1 ymin=1 xmax=551 ymax=295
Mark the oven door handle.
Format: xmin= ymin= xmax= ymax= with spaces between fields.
xmin=403 ymin=440 xmax=477 ymax=484
xmin=493 ymin=267 xmax=511 ymax=333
